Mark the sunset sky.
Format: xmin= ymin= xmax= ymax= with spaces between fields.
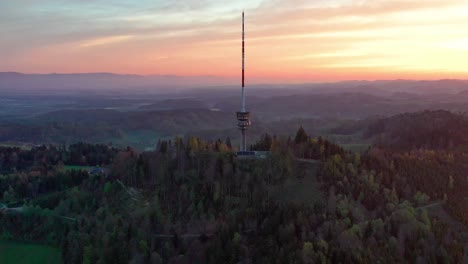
xmin=1 ymin=0 xmax=468 ymax=82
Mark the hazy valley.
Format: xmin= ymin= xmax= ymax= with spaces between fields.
xmin=0 ymin=73 xmax=467 ymax=263
xmin=2 ymin=73 xmax=468 ymax=150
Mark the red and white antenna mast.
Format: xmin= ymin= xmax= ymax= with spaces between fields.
xmin=236 ymin=11 xmax=251 ymax=153
xmin=242 ymin=11 xmax=245 ymax=112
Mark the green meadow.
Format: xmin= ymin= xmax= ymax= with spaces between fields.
xmin=341 ymin=143 xmax=370 ymax=153
xmin=0 ymin=241 xmax=61 ymax=264
xmin=63 ymin=165 xmax=93 ymax=171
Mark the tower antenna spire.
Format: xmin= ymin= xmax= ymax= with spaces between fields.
xmin=242 ymin=11 xmax=245 ymax=111
xmin=236 ymin=11 xmax=251 ymax=153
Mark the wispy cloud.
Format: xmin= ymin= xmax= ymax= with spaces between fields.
xmin=80 ymin=35 xmax=134 ymax=48
xmin=1 ymin=0 xmax=468 ymax=81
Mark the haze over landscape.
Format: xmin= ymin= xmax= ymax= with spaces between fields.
xmin=0 ymin=1 xmax=468 ymax=263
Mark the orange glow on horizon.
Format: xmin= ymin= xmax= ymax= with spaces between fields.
xmin=2 ymin=0 xmax=468 ymax=83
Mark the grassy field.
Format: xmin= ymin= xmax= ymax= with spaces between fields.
xmin=341 ymin=143 xmax=371 ymax=153
xmin=63 ymin=165 xmax=92 ymax=171
xmin=0 ymin=241 xmax=62 ymax=264
xmin=105 ymin=129 xmax=161 ymax=151
xmin=0 ymin=142 xmax=33 ymax=150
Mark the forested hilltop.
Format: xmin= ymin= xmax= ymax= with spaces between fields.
xmin=0 ymin=124 xmax=466 ymax=263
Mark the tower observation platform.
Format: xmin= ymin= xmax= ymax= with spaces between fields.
xmin=237 ymin=111 xmax=251 ymax=154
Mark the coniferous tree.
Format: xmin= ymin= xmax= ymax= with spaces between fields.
xmin=294 ymin=126 xmax=308 ymax=145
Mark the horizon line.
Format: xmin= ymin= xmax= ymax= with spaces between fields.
xmin=1 ymin=71 xmax=468 ymax=85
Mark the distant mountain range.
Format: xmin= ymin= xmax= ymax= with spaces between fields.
xmin=1 ymin=72 xmax=468 ymax=96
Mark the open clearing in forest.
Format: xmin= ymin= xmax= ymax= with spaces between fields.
xmin=270 ymin=160 xmax=323 ymax=205
xmin=341 ymin=143 xmax=370 ymax=153
xmin=63 ymin=165 xmax=93 ymax=171
xmin=0 ymin=240 xmax=61 ymax=264
xmin=0 ymin=142 xmax=33 ymax=150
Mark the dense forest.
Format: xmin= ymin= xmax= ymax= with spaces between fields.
xmin=365 ymin=110 xmax=468 ymax=151
xmin=0 ymin=125 xmax=466 ymax=263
